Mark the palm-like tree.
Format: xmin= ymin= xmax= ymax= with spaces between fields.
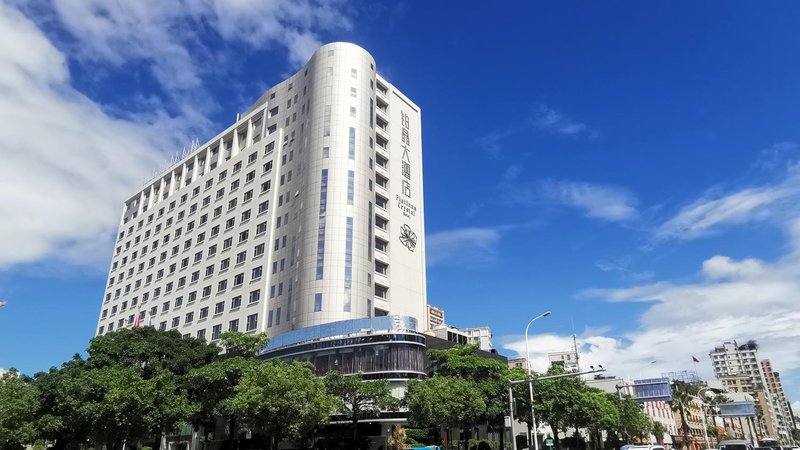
xmin=670 ymin=381 xmax=700 ymax=450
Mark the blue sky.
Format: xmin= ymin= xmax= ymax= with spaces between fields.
xmin=2 ymin=0 xmax=800 ymax=407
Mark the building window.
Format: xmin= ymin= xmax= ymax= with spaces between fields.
xmin=246 ymin=314 xmax=258 ymax=331
xmin=199 ymin=307 xmax=209 ymax=319
xmin=314 ymin=293 xmax=322 ymax=312
xmin=322 ymin=146 xmax=329 ymax=158
xmin=211 ymin=324 xmax=222 ymax=340
xmin=323 ymin=105 xmax=331 ymax=137
xmin=185 ymin=312 xmax=194 ymax=323
xmin=196 ymin=329 xmax=206 ymax=340
xmin=368 ymin=202 xmax=373 ymax=261
xmin=344 ymin=217 xmax=353 ymax=290
xmin=348 ymin=127 xmax=355 ymax=160
xmin=249 ymin=289 xmax=260 ymax=304
xmin=228 ymin=319 xmax=239 ymax=332
xmin=286 ymin=281 xmax=293 ymax=320
xmin=347 ymin=171 xmax=354 ymax=205
xmin=215 ymin=302 xmax=224 ymax=314
xmin=256 ymin=221 xmax=267 ymax=235
xmin=316 ymin=169 xmax=328 ymax=280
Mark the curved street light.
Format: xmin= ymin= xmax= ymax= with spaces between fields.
xmin=524 ymin=311 xmax=551 ymax=450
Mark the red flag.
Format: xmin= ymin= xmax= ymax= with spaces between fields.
xmin=134 ymin=313 xmax=141 ymax=328
xmin=692 ymin=356 xmax=700 ymax=363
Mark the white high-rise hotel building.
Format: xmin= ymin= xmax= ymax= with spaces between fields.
xmin=97 ymin=43 xmax=427 ymax=341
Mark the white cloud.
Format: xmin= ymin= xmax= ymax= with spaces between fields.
xmin=0 ymin=1 xmax=351 ymax=269
xmin=47 ymin=0 xmax=351 ymax=98
xmin=426 ymin=227 xmax=502 ymax=268
xmin=540 ymin=179 xmax=639 ymax=222
xmin=0 ymin=3 xmax=166 ymax=268
xmin=503 ymin=245 xmax=800 ymax=389
xmin=477 ymin=129 xmax=514 ymax=158
xmin=501 ymin=217 xmax=800 ymax=392
xmin=529 ymin=103 xmax=590 ymax=137
xmin=702 ymin=255 xmax=765 ymax=279
xmin=656 ymin=158 xmax=800 ymax=240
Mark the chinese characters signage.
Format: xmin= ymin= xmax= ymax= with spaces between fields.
xmin=396 ymin=110 xmax=417 ymax=220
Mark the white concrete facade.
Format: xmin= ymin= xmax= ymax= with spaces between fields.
xmin=548 ymin=350 xmax=580 ymax=373
xmin=96 ymin=43 xmax=427 ymax=342
xmin=464 ymin=326 xmax=493 ymax=351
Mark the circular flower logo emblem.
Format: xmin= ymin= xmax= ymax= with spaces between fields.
xmin=398 ymin=224 xmax=417 ymax=252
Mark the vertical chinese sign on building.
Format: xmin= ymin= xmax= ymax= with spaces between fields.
xmin=397 ymin=110 xmax=418 ymax=252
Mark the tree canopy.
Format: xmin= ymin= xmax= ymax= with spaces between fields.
xmin=227 ymin=360 xmax=335 ymax=447
xmin=0 ymin=371 xmax=39 ymax=450
xmin=324 ymin=371 xmax=399 ymax=446
xmin=406 ymin=375 xmax=486 ymax=448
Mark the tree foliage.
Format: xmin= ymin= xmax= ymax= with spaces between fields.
xmin=508 ymin=366 xmax=656 ymax=449
xmin=184 ymin=332 xmax=268 ymax=442
xmin=86 ymin=327 xmax=219 ymax=377
xmin=0 ymin=370 xmax=40 ymax=450
xmin=427 ymin=345 xmax=509 ymax=445
xmin=217 ymin=331 xmax=268 ymax=358
xmin=406 ymin=375 xmax=485 ymax=447
xmin=671 ymin=381 xmax=701 ymax=449
xmin=227 ymin=361 xmax=335 ymax=446
xmin=324 ymin=371 xmax=399 ymax=445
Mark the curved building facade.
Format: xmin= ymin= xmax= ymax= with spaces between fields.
xmin=260 ymin=315 xmax=426 ymax=384
xmin=96 ymin=43 xmax=427 ymax=344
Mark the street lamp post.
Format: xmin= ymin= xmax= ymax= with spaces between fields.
xmin=525 ymin=311 xmax=551 ymax=450
xmin=694 ymin=387 xmax=720 ymax=450
xmin=508 ymin=368 xmax=608 ymax=450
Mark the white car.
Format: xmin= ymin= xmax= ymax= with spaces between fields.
xmin=622 ymin=445 xmax=666 ymax=450
xmin=720 ymin=440 xmax=755 ymax=450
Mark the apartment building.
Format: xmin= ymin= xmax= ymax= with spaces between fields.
xmin=96 ymin=42 xmax=427 ymax=343
xmin=709 ymin=341 xmax=784 ymax=440
xmin=425 ymin=303 xmax=444 ymax=331
xmin=548 ymin=350 xmax=580 ymax=373
xmin=761 ymin=359 xmax=795 ymax=443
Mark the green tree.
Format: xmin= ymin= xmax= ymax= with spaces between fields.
xmin=406 ymin=375 xmax=486 ymax=450
xmin=185 ymin=332 xmax=268 ymax=449
xmin=62 ymin=365 xmax=193 ymax=450
xmin=652 ymin=421 xmax=668 ymax=444
xmin=527 ymin=367 xmax=586 ymax=450
xmin=227 ymin=361 xmax=335 ymax=448
xmin=670 ymin=381 xmax=700 ymax=450
xmin=33 ymin=357 xmax=93 ymax=450
xmin=615 ymin=395 xmax=652 ymax=442
xmin=86 ymin=327 xmax=219 ymax=378
xmin=324 ymin=371 xmax=400 ymax=448
xmin=34 ymin=328 xmax=220 ymax=450
xmin=427 ymin=345 xmax=509 ymax=448
xmin=580 ymin=390 xmax=620 ymax=450
xmin=217 ymin=331 xmax=268 ymax=358
xmin=0 ymin=370 xmax=40 ymax=450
